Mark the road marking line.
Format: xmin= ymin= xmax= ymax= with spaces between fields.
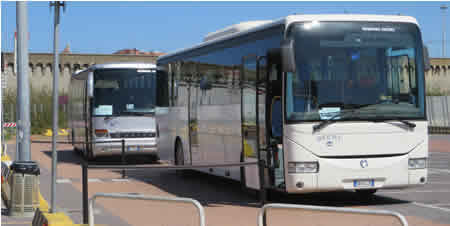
xmin=88 ymin=178 xmax=102 ymax=183
xmin=56 ymin=178 xmax=71 ymax=184
xmin=434 ymin=203 xmax=450 ymax=207
xmin=429 ymin=182 xmax=450 ymax=185
xmin=412 ymin=202 xmax=450 ymax=213
xmin=430 ymin=168 xmax=450 ymax=174
xmin=380 ymin=189 xmax=450 ymax=194
xmin=111 ymin=178 xmax=129 ymax=182
xmin=427 ymin=180 xmax=450 ymax=184
xmin=2 ymin=221 xmax=32 ymax=225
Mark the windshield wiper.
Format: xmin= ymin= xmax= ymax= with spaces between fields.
xmin=312 ymin=103 xmax=378 ymax=133
xmin=369 ymin=118 xmax=416 ymax=129
xmin=120 ymin=111 xmax=146 ymax=116
xmin=312 ymin=110 xmax=351 ymax=133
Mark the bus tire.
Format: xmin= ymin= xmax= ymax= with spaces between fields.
xmin=70 ymin=129 xmax=74 ymax=145
xmin=240 ymin=153 xmax=247 ymax=192
xmin=147 ymin=154 xmax=159 ymax=163
xmin=355 ymin=189 xmax=377 ymax=197
xmin=84 ymin=144 xmax=95 ymax=161
xmin=72 ymin=130 xmax=81 ymax=154
xmin=175 ymin=139 xmax=185 ymax=176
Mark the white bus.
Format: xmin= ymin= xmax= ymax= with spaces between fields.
xmin=157 ymin=14 xmax=429 ymax=195
xmin=68 ymin=63 xmax=168 ymax=160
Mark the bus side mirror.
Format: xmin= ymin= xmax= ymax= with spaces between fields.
xmin=87 ymin=71 xmax=94 ymax=98
xmin=280 ymin=39 xmax=296 ymax=73
xmin=423 ymin=45 xmax=431 ymax=71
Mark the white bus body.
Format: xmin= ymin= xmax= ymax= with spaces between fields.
xmin=157 ymin=14 xmax=429 ymax=194
xmin=69 ymin=63 xmax=168 ymax=160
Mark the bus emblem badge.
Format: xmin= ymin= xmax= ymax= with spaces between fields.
xmin=360 ymin=160 xmax=368 ymax=168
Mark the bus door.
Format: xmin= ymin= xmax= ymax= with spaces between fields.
xmin=185 ymin=62 xmax=199 ymax=164
xmin=265 ymin=56 xmax=285 ymax=190
xmin=241 ymin=55 xmax=267 ymax=190
xmin=85 ymin=74 xmax=94 ymax=160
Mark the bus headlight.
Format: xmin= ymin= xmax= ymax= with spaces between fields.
xmin=288 ymin=162 xmax=319 ymax=173
xmin=408 ymin=158 xmax=427 ymax=169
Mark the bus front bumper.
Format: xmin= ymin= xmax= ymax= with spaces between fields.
xmin=285 ymin=158 xmax=428 ymax=193
xmin=92 ymin=138 xmax=158 ymax=157
xmin=284 ymin=141 xmax=428 ymax=193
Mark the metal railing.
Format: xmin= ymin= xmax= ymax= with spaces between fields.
xmin=81 ymin=159 xmax=262 ymax=224
xmin=89 ymin=192 xmax=205 ymax=226
xmin=258 ymin=203 xmax=408 ymax=226
xmin=77 ymin=139 xmax=263 ymax=224
xmin=31 ymin=139 xmax=265 ymax=224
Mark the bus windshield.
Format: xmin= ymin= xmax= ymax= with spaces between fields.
xmin=285 ymin=21 xmax=426 ymax=123
xmin=93 ymin=68 xmax=156 ymax=116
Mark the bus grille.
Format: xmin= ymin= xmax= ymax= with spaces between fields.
xmin=110 ymin=132 xmax=156 ymax=138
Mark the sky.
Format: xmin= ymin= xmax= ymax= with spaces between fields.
xmin=1 ymin=1 xmax=450 ymax=58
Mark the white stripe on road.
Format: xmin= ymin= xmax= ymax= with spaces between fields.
xmin=380 ymin=190 xmax=450 ymax=194
xmin=430 ymin=168 xmax=450 ymax=174
xmin=429 ymin=182 xmax=450 ymax=185
xmin=434 ymin=203 xmax=450 ymax=207
xmin=56 ymin=178 xmax=71 ymax=184
xmin=88 ymin=178 xmax=102 ymax=183
xmin=111 ymin=178 xmax=130 ymax=182
xmin=412 ymin=202 xmax=450 ymax=213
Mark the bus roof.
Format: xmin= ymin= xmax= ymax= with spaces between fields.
xmin=158 ymin=14 xmax=420 ymax=62
xmin=72 ymin=62 xmax=156 ymax=79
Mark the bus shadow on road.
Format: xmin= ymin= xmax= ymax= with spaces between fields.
xmin=43 ymin=149 xmax=83 ymax=165
xmin=41 ymin=149 xmax=410 ymax=209
xmin=120 ymin=169 xmax=409 ymax=208
xmin=122 ymin=169 xmax=262 ymax=208
xmin=273 ymin=190 xmax=409 ymax=208
xmin=43 ymin=149 xmax=159 ymax=165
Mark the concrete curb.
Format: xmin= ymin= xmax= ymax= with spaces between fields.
xmin=32 ymin=208 xmax=76 ymax=226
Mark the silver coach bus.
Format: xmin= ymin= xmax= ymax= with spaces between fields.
xmin=68 ymin=62 xmax=168 ymax=160
xmin=157 ymin=14 xmax=430 ymax=195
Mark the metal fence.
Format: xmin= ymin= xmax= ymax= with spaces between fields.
xmin=80 ymin=156 xmax=262 ymax=224
xmin=89 ymin=193 xmax=206 ymax=226
xmin=258 ymin=203 xmax=408 ymax=226
xmin=427 ymin=96 xmax=450 ymax=127
xmin=29 ymin=139 xmax=263 ymax=225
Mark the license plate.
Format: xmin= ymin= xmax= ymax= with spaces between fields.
xmin=127 ymin=146 xmax=140 ymax=151
xmin=353 ymin=179 xmax=374 ymax=188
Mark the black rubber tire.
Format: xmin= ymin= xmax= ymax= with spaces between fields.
xmin=147 ymin=154 xmax=159 ymax=163
xmin=73 ymin=146 xmax=82 ymax=156
xmin=240 ymin=153 xmax=247 ymax=192
xmin=355 ymin=189 xmax=377 ymax=197
xmin=175 ymin=140 xmax=185 ymax=176
xmin=84 ymin=146 xmax=95 ymax=161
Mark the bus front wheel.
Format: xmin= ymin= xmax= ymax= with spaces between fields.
xmin=175 ymin=140 xmax=185 ymax=176
xmin=355 ymin=189 xmax=377 ymax=197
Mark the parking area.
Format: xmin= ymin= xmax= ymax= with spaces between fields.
xmin=2 ymin=135 xmax=449 ymax=226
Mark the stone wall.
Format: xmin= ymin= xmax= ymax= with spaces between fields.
xmin=1 ymin=52 xmax=157 ymax=93
xmin=1 ymin=52 xmax=449 ymax=95
xmin=426 ymin=58 xmax=450 ymax=95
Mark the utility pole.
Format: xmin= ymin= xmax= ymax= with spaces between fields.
xmin=441 ymin=4 xmax=448 ymax=58
xmin=50 ymin=1 xmax=65 ymax=214
xmin=16 ymin=1 xmax=31 ymax=161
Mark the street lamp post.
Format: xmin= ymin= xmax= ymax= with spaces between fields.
xmin=49 ymin=1 xmax=65 ymax=214
xmin=441 ymin=4 xmax=448 ymax=58
xmin=16 ymin=1 xmax=31 ymax=161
